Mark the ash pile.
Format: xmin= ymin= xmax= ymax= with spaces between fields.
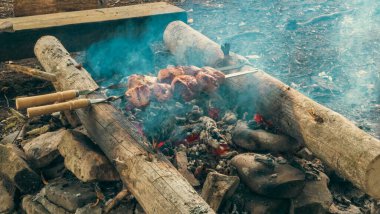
xmin=0 ymin=63 xmax=378 ymax=214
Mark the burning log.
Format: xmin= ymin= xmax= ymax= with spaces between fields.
xmin=175 ymin=145 xmax=200 ymax=187
xmin=201 ymin=171 xmax=240 ymax=211
xmin=164 ymin=21 xmax=380 ymax=199
xmin=34 ymin=36 xmax=214 ymax=213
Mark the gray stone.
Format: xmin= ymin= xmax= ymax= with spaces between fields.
xmin=293 ymin=172 xmax=333 ymax=214
xmin=231 ymin=153 xmax=305 ymax=198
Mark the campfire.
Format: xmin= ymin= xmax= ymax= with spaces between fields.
xmin=1 ymin=6 xmax=380 ymax=214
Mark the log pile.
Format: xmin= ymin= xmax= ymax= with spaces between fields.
xmin=1 ymin=20 xmax=380 ymax=214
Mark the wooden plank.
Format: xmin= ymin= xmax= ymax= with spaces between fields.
xmin=0 ymin=2 xmax=187 ymax=61
xmin=14 ymin=0 xmax=101 ymax=17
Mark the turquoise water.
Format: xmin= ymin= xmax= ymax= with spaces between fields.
xmin=180 ymin=0 xmax=380 ymax=137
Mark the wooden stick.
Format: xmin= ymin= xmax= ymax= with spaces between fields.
xmin=5 ymin=64 xmax=57 ymax=82
xmin=103 ymin=189 xmax=129 ymax=213
xmin=163 ymin=21 xmax=380 ymax=199
xmin=34 ymin=35 xmax=214 ymax=214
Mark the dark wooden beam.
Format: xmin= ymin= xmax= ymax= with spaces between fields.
xmin=0 ymin=2 xmax=187 ymax=61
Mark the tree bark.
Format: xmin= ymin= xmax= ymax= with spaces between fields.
xmin=34 ymin=36 xmax=214 ymax=214
xmin=163 ymin=20 xmax=380 ymax=199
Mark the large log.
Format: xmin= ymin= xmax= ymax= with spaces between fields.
xmin=163 ymin=21 xmax=380 ymax=199
xmin=34 ymin=36 xmax=214 ymax=214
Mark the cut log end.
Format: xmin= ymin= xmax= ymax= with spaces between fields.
xmin=367 ymin=157 xmax=380 ymax=199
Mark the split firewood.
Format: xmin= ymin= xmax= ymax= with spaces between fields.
xmin=22 ymin=195 xmax=50 ymax=214
xmin=0 ymin=175 xmax=15 ymax=213
xmin=201 ymin=171 xmax=239 ymax=211
xmin=23 ymin=129 xmax=66 ymax=168
xmin=231 ymin=153 xmax=305 ymax=198
xmin=32 ymin=189 xmax=72 ymax=214
xmin=0 ymin=144 xmax=42 ymax=193
xmin=292 ymin=172 xmax=333 ymax=214
xmin=175 ymin=145 xmax=200 ymax=187
xmin=232 ymin=120 xmax=300 ymax=153
xmin=58 ymin=130 xmax=120 ymax=182
xmin=5 ymin=64 xmax=57 ymax=82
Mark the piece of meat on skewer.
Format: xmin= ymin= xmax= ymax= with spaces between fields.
xmin=128 ymin=74 xmax=157 ymax=88
xmin=153 ymin=83 xmax=172 ymax=102
xmin=195 ymin=72 xmax=219 ymax=92
xmin=158 ymin=66 xmax=202 ymax=84
xmin=201 ymin=66 xmax=225 ymax=83
xmin=125 ymin=84 xmax=151 ymax=107
xmin=195 ymin=66 xmax=225 ymax=92
xmin=171 ymin=75 xmax=200 ymax=101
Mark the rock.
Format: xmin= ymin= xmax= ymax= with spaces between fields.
xmin=231 ymin=153 xmax=305 ymax=198
xmin=22 ymin=195 xmax=50 ymax=214
xmin=45 ymin=178 xmax=97 ymax=212
xmin=58 ymin=130 xmax=119 ymax=182
xmin=0 ymin=175 xmax=15 ymax=213
xmin=175 ymin=146 xmax=200 ymax=187
xmin=293 ymin=172 xmax=333 ymax=214
xmin=0 ymin=144 xmax=42 ymax=193
xmin=232 ymin=121 xmax=300 ymax=153
xmin=201 ymin=171 xmax=240 ymax=211
xmin=244 ymin=193 xmax=290 ymax=214
xmin=23 ymin=129 xmax=66 ymax=168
